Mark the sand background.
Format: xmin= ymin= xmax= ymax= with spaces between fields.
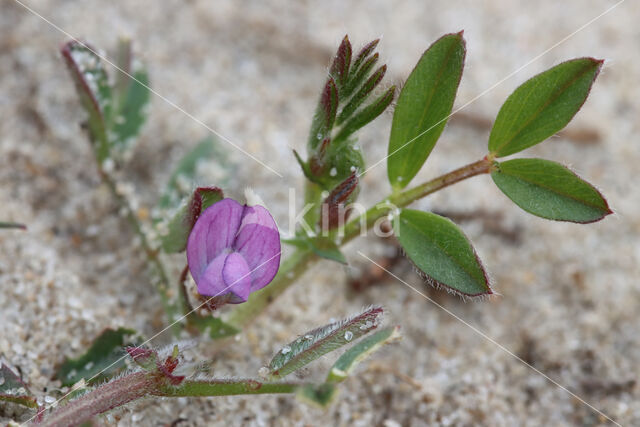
xmin=1 ymin=0 xmax=639 ymax=425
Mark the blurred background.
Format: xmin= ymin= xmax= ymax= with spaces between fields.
xmin=1 ymin=0 xmax=638 ymax=425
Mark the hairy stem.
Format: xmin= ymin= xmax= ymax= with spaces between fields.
xmin=99 ymin=169 xmax=184 ymax=335
xmin=37 ymin=373 xmax=303 ymax=426
xmin=35 ymin=372 xmax=155 ymax=427
xmin=225 ymin=158 xmax=493 ymax=332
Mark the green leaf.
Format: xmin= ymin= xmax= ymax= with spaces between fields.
xmin=327 ymin=326 xmax=401 ymax=383
xmin=61 ymin=41 xmax=113 ymax=162
xmin=308 ymin=78 xmax=339 ymax=151
xmin=0 ymin=364 xmax=38 ymax=409
xmin=337 ymin=65 xmax=387 ymax=124
xmin=267 ymin=306 xmax=383 ymax=379
xmin=395 ymin=209 xmax=491 ymax=297
xmin=349 ymin=39 xmax=379 ymax=81
xmin=110 ymin=68 xmax=150 ymax=153
xmin=343 ymin=51 xmax=379 ymax=100
xmin=387 ymin=32 xmax=466 ymax=190
xmin=488 ymin=58 xmax=603 ymax=157
xmin=329 ymin=35 xmax=352 ymax=88
xmin=491 ymin=158 xmax=612 ymax=223
xmin=157 ymin=137 xmax=223 ymax=210
xmin=54 ymin=327 xmax=139 ymax=387
xmin=333 ymin=85 xmax=396 ymax=144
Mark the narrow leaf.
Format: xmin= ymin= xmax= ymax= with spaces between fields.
xmin=267 ymin=306 xmax=383 ymax=379
xmin=337 ymin=65 xmax=387 ymax=124
xmin=327 ymin=326 xmax=401 ymax=383
xmin=54 ymin=328 xmax=139 ymax=387
xmin=387 ymin=32 xmax=466 ymax=189
xmin=308 ymin=78 xmax=339 ymax=151
xmin=333 ymin=85 xmax=395 ymax=144
xmin=110 ymin=67 xmax=150 ymax=153
xmin=61 ymin=41 xmax=112 ymax=162
xmin=491 ymin=158 xmax=612 ymax=223
xmin=0 ymin=364 xmax=38 ymax=409
xmin=488 ymin=58 xmax=603 ymax=157
xmin=342 ymin=52 xmax=379 ymax=99
xmin=350 ymin=39 xmax=379 ymax=77
xmin=319 ymin=171 xmax=359 ymax=231
xmin=395 ymin=209 xmax=491 ymax=297
xmin=329 ymin=35 xmax=352 ymax=87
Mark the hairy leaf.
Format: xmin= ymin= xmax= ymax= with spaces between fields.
xmin=0 ymin=364 xmax=38 ymax=408
xmin=488 ymin=58 xmax=602 ymax=157
xmin=334 ymin=85 xmax=395 ymax=144
xmin=308 ymin=78 xmax=339 ymax=151
xmin=395 ymin=209 xmax=491 ymax=296
xmin=491 ymin=158 xmax=612 ymax=223
xmin=267 ymin=306 xmax=383 ymax=379
xmin=55 ymin=327 xmax=139 ymax=387
xmin=61 ymin=41 xmax=113 ymax=162
xmin=327 ymin=326 xmax=401 ymax=383
xmin=387 ymin=32 xmax=466 ymax=189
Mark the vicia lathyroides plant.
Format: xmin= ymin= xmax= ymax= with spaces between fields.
xmin=2 ymin=31 xmax=612 ymax=425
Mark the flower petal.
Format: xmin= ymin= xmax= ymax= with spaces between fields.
xmin=187 ymin=198 xmax=244 ymax=280
xmin=195 ymin=251 xmax=229 ymax=296
xmin=234 ymin=205 xmax=281 ymax=291
xmin=222 ymin=252 xmax=252 ymax=303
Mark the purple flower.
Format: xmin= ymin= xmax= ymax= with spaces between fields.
xmin=187 ymin=198 xmax=281 ymax=303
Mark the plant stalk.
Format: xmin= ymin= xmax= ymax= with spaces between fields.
xmin=36 ymin=373 xmax=303 ymax=426
xmin=35 ymin=372 xmax=155 ymax=427
xmin=225 ymin=157 xmax=493 ymax=331
xmin=154 ymin=379 xmax=301 ymax=397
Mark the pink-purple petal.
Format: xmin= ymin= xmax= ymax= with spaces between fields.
xmin=195 ymin=251 xmax=229 ymax=296
xmin=221 ymin=252 xmax=252 ymax=302
xmin=186 ymin=198 xmax=244 ymax=279
xmin=234 ymin=223 xmax=281 ymax=291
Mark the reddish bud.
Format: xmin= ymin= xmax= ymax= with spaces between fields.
xmin=319 ymin=171 xmax=359 ymax=230
xmin=351 ymin=39 xmax=380 ymax=73
xmin=330 ymin=35 xmax=352 ymax=86
xmin=309 ymin=137 xmax=331 ymax=176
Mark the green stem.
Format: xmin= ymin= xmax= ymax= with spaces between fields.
xmin=303 ymin=180 xmax=323 ymax=234
xmin=225 ymin=157 xmax=493 ymax=332
xmin=38 ymin=373 xmax=303 ymax=426
xmin=341 ymin=157 xmax=493 ymax=243
xmin=154 ymin=379 xmax=301 ymax=397
xmin=99 ymin=169 xmax=184 ymax=335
